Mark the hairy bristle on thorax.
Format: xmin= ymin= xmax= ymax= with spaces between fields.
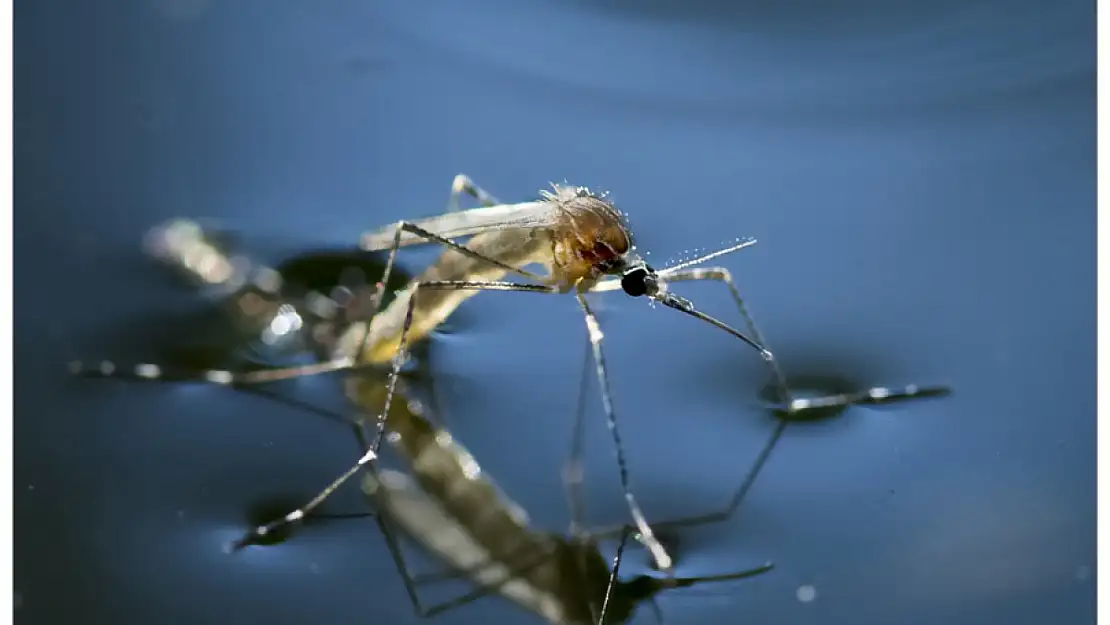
xmin=541 ymin=183 xmax=634 ymax=286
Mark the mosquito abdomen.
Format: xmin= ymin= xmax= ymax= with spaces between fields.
xmin=362 ymin=227 xmax=552 ymax=363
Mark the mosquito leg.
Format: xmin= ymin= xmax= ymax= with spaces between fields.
xmin=351 ymin=173 xmax=516 ymax=357
xmin=656 ymin=266 xmax=952 ymax=412
xmin=365 ymin=278 xmax=558 ymax=455
xmin=77 ymin=219 xmax=550 ymax=389
xmin=391 ymin=222 xmax=547 ymax=283
xmin=340 ymin=217 xmax=554 ymax=363
xmin=364 ymin=219 xmax=547 ymax=303
xmin=583 ymin=267 xmax=948 ymax=540
xmin=447 ymin=173 xmax=501 ymax=211
xmin=231 ymin=279 xmax=558 ymax=551
xmin=576 ymin=293 xmax=673 ymax=574
xmin=344 ymin=417 xmax=438 ymax=616
xmin=226 ymin=447 xmax=381 ymax=551
xmin=336 ymin=217 xmax=565 ymax=612
xmin=653 ymin=266 xmax=789 ymax=405
xmin=626 ymin=266 xmax=952 ymax=414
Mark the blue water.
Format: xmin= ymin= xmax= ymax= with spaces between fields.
xmin=15 ymin=1 xmax=1094 ymax=624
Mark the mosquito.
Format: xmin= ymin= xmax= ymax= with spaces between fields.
xmin=72 ymin=176 xmax=950 ymax=575
xmin=347 ymin=369 xmax=776 ymax=625
xmin=232 ymin=175 xmax=948 ymax=572
xmin=70 ymin=221 xmax=779 ymax=624
xmin=207 ymin=177 xmax=790 ymax=574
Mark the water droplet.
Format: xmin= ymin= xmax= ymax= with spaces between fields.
xmin=796 ymin=585 xmax=817 ymax=603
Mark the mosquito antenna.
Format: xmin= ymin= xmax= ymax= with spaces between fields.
xmin=659 ymin=237 xmax=757 ymax=274
xmin=655 ymin=293 xmax=773 ymax=361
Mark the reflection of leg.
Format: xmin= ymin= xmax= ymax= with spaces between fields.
xmin=348 ymin=420 xmax=551 ymax=619
xmin=593 ymin=420 xmax=789 ymax=541
xmin=68 ymin=352 xmax=368 ymax=385
xmin=351 ymin=432 xmax=545 ymax=620
xmin=598 ymin=527 xmax=635 ymax=623
xmin=414 ymin=547 xmax=558 ymax=619
xmin=347 ymin=421 xmax=432 ymax=615
xmin=563 ymin=336 xmax=593 ymax=538
xmin=577 ymin=293 xmax=673 ymax=574
xmin=365 ymin=276 xmax=559 ymax=449
xmin=361 ymin=468 xmax=563 ymax=619
xmin=598 ymin=526 xmax=776 ymax=624
xmin=232 ymin=279 xmax=558 ymax=551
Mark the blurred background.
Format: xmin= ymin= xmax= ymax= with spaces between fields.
xmin=14 ymin=1 xmax=1094 ymax=624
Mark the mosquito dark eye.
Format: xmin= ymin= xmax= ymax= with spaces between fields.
xmin=621 ymin=267 xmax=650 ymax=297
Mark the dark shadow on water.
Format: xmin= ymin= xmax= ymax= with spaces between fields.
xmin=760 ymin=372 xmax=860 ymax=422
xmin=240 ymin=496 xmax=377 ymax=548
xmin=687 ymin=342 xmax=951 ymax=423
xmin=74 ymin=245 xmax=434 ymax=371
xmin=760 ymin=372 xmax=952 ymax=422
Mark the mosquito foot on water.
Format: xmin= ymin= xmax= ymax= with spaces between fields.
xmin=225 ymin=510 xmax=306 ymax=553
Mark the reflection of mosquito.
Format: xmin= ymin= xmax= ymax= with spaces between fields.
xmin=350 ymin=371 xmax=775 ymax=625
xmin=70 ymin=218 xmax=407 ymax=379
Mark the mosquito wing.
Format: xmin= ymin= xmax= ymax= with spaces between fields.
xmin=359 ymin=201 xmax=558 ymax=251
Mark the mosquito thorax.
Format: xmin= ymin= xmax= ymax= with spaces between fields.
xmin=545 ymin=184 xmax=634 ymax=286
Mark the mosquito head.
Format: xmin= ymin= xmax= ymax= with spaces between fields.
xmin=618 ymin=261 xmax=659 ymax=298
